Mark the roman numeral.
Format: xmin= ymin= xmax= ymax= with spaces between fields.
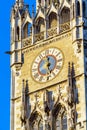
xmin=57 ymin=58 xmax=62 ymax=62
xmin=39 ymin=76 xmax=44 ymax=82
xmin=52 ymin=49 xmax=55 ymax=55
xmin=35 ymin=61 xmax=39 ymax=64
xmin=45 ymin=49 xmax=49 ymax=56
xmin=51 ymin=71 xmax=56 ymax=77
xmin=56 ymin=65 xmax=61 ymax=70
xmin=39 ymin=54 xmax=43 ymax=60
xmin=56 ymin=52 xmax=60 ymax=57
xmin=32 ymin=68 xmax=38 ymax=72
xmin=33 ymin=73 xmax=39 ymax=79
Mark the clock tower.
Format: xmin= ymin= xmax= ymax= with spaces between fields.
xmin=10 ymin=0 xmax=87 ymax=130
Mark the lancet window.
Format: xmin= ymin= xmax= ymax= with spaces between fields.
xmin=30 ymin=112 xmax=43 ymax=130
xmin=77 ymin=1 xmax=80 ymax=16
xmin=49 ymin=12 xmax=57 ymax=28
xmin=23 ymin=22 xmax=31 ymax=38
xmin=36 ymin=18 xmax=45 ymax=33
xmin=56 ymin=113 xmax=67 ymax=130
xmin=17 ymin=26 xmax=20 ymax=40
xmin=53 ymin=104 xmax=67 ymax=130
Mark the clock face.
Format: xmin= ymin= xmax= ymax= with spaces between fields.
xmin=32 ymin=48 xmax=63 ymax=83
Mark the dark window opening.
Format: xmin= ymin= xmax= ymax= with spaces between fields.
xmin=17 ymin=26 xmax=20 ymax=40
xmin=22 ymin=53 xmax=24 ymax=63
xmin=77 ymin=1 xmax=80 ymax=16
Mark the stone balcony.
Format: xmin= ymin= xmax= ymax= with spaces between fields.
xmin=22 ymin=22 xmax=70 ymax=48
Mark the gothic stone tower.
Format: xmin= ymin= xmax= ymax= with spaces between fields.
xmin=10 ymin=0 xmax=87 ymax=130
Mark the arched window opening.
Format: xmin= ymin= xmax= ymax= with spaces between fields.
xmin=30 ymin=112 xmax=43 ymax=130
xmin=36 ymin=18 xmax=45 ymax=33
xmin=83 ymin=1 xmax=86 ymax=17
xmin=49 ymin=12 xmax=57 ymax=28
xmin=53 ymin=104 xmax=67 ymax=130
xmin=23 ymin=22 xmax=31 ymax=38
xmin=17 ymin=26 xmax=20 ymax=40
xmin=60 ymin=7 xmax=70 ymax=32
xmin=56 ymin=113 xmax=67 ymax=130
xmin=77 ymin=1 xmax=80 ymax=16
xmin=60 ymin=7 xmax=70 ymax=24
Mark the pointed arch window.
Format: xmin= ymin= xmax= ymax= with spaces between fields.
xmin=83 ymin=1 xmax=86 ymax=17
xmin=36 ymin=18 xmax=45 ymax=33
xmin=23 ymin=22 xmax=32 ymax=38
xmin=30 ymin=112 xmax=43 ymax=130
xmin=53 ymin=104 xmax=67 ymax=130
xmin=77 ymin=1 xmax=80 ymax=16
xmin=56 ymin=113 xmax=67 ymax=130
xmin=49 ymin=12 xmax=57 ymax=28
xmin=17 ymin=26 xmax=20 ymax=40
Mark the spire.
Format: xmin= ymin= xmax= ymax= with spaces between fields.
xmin=68 ymin=62 xmax=72 ymax=87
xmin=15 ymin=0 xmax=24 ymax=8
xmin=20 ymin=80 xmax=26 ymax=128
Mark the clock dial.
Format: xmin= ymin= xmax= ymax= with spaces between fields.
xmin=32 ymin=48 xmax=63 ymax=83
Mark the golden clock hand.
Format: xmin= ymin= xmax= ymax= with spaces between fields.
xmin=45 ymin=57 xmax=52 ymax=80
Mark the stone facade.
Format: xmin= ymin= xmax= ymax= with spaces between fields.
xmin=10 ymin=0 xmax=87 ymax=130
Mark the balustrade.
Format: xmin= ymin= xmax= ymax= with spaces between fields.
xmin=22 ymin=22 xmax=70 ymax=47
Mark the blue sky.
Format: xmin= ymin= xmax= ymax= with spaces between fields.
xmin=0 ymin=0 xmax=35 ymax=130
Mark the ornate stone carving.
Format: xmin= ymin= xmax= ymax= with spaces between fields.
xmin=35 ymin=31 xmax=44 ymax=42
xmin=22 ymin=37 xmax=32 ymax=47
xmin=60 ymin=22 xmax=70 ymax=33
xmin=47 ymin=27 xmax=57 ymax=37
